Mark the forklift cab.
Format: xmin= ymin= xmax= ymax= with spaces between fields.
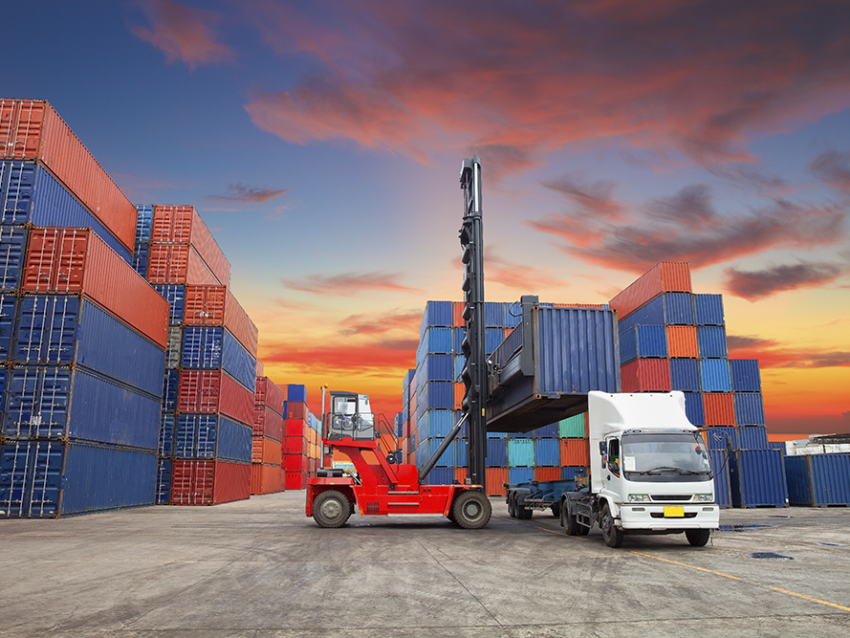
xmin=325 ymin=391 xmax=375 ymax=441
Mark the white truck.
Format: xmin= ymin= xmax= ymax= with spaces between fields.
xmin=507 ymin=391 xmax=720 ymax=548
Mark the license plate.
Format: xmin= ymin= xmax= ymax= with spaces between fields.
xmin=664 ymin=506 xmax=685 ymax=518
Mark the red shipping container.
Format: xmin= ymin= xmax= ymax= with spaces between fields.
xmin=253 ymin=436 xmax=283 ymax=465
xmin=177 ymin=370 xmax=255 ymax=426
xmin=0 ymin=99 xmax=137 ymax=251
xmin=667 ymin=326 xmax=699 ymax=358
xmin=22 ymin=228 xmax=168 ymax=348
xmin=287 ymin=402 xmax=307 ymax=420
xmin=534 ymin=467 xmax=562 ymax=483
xmin=255 ymin=376 xmax=286 ymax=416
xmin=170 ymin=459 xmax=251 ymax=506
xmin=251 ymin=463 xmax=286 ymax=495
xmin=454 ymin=467 xmax=468 ymax=484
xmin=285 ymin=436 xmax=307 ymax=455
xmin=286 ymin=418 xmax=306 ymax=438
xmin=254 ymin=405 xmax=284 ymax=440
xmin=454 ymin=382 xmax=464 ymax=411
xmin=147 ymin=243 xmax=219 ymax=286
xmin=183 ymin=285 xmax=258 ymax=356
xmin=284 ymin=453 xmax=308 ymax=472
xmin=560 ymin=439 xmax=590 ymax=467
xmin=610 ymin=262 xmax=692 ymax=320
xmin=151 ymin=205 xmax=230 ymax=286
xmin=285 ymin=471 xmax=307 ymax=490
xmin=620 ymin=359 xmax=672 ymax=393
xmin=256 ymin=360 xmax=264 ymax=377
xmin=485 ymin=468 xmax=508 ymax=497
xmin=452 ymin=301 xmax=464 ymax=327
xmin=704 ymin=393 xmax=736 ymax=426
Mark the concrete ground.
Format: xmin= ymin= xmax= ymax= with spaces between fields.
xmin=1 ymin=492 xmax=849 ymax=638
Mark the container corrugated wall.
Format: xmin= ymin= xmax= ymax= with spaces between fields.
xmin=697 ymin=326 xmax=728 ymax=358
xmin=730 ymin=360 xmax=761 ymax=392
xmin=666 ymin=325 xmax=698 ymax=357
xmin=621 ymin=358 xmax=671 ymax=392
xmin=694 ymin=294 xmax=724 ymax=326
xmin=177 ymin=370 xmax=255 ymax=426
xmin=786 ymin=454 xmax=850 ymax=506
xmin=609 ymin=262 xmax=692 ymax=319
xmin=734 ymin=393 xmax=766 ymax=426
xmin=170 ymin=459 xmax=250 ymax=505
xmin=151 ymin=205 xmax=230 ymax=286
xmin=700 ymin=359 xmax=732 ymax=392
xmin=619 ymin=324 xmax=667 ymax=363
xmin=703 ymin=393 xmax=735 ymax=426
xmin=730 ymin=450 xmax=788 ymax=508
xmin=709 ymin=450 xmax=732 ymax=508
xmin=0 ymin=226 xmax=28 ymax=291
xmin=670 ymin=358 xmax=700 ymax=391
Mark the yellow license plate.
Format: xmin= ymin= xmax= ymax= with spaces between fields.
xmin=664 ymin=506 xmax=685 ymax=518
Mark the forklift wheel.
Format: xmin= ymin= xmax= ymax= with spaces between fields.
xmin=452 ymin=491 xmax=492 ymax=530
xmin=313 ymin=490 xmax=352 ymax=528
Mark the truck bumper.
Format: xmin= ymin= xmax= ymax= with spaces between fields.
xmin=619 ymin=504 xmax=720 ymax=530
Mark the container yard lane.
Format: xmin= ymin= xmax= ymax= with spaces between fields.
xmin=2 ymin=492 xmax=850 ymax=638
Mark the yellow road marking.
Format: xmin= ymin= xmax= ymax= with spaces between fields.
xmin=528 ymin=523 xmax=850 ymax=613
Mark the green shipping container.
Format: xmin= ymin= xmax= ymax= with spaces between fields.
xmin=559 ymin=413 xmax=586 ymax=438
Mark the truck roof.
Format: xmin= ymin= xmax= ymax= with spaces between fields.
xmin=588 ymin=391 xmax=696 ymax=436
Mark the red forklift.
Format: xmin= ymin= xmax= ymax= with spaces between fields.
xmin=306 ymin=156 xmax=493 ymax=530
xmin=305 ymin=390 xmax=491 ymax=529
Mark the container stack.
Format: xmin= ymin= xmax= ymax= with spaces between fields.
xmin=283 ymin=384 xmax=321 ymax=489
xmin=0 ymin=99 xmax=171 ymax=518
xmin=610 ymin=262 xmax=787 ymax=508
xmin=401 ymin=369 xmax=416 ymax=463
xmin=784 ymin=453 xmax=850 ymax=507
xmin=252 ymin=375 xmax=286 ymax=494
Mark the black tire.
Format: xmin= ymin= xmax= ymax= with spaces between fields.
xmin=562 ymin=500 xmax=581 ymax=536
xmin=508 ymin=494 xmax=517 ymax=518
xmin=313 ymin=490 xmax=351 ymax=528
xmin=579 ymin=521 xmax=590 ymax=536
xmin=447 ymin=508 xmax=457 ymax=524
xmin=686 ymin=528 xmax=711 ymax=547
xmin=600 ymin=503 xmax=624 ymax=548
xmin=551 ymin=502 xmax=561 ymax=519
xmin=516 ymin=498 xmax=533 ymax=520
xmin=452 ymin=491 xmax=492 ymax=530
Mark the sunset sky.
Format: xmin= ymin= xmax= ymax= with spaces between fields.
xmin=5 ymin=1 xmax=849 ymax=438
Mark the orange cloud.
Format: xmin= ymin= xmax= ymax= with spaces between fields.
xmin=281 ymin=271 xmax=421 ymax=295
xmin=728 ymin=335 xmax=850 ymax=368
xmin=261 ymin=341 xmax=416 ymax=376
xmin=339 ymin=310 xmax=422 ymax=335
xmin=130 ymin=0 xmax=234 ymax=70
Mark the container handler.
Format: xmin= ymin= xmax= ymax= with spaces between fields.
xmin=506 ymin=391 xmax=721 ymax=548
xmin=306 ymin=390 xmax=491 ymax=529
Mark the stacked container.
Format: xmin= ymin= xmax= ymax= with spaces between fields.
xmin=252 ymin=375 xmax=286 ymax=494
xmin=610 ymin=262 xmax=784 ymax=508
xmin=282 ymin=384 xmax=321 ymax=489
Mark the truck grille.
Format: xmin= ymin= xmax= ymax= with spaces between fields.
xmin=650 ymin=495 xmax=692 ymax=502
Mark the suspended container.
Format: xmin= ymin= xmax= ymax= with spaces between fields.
xmin=784 ymin=454 xmax=850 ymax=507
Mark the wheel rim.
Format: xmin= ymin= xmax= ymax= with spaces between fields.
xmin=321 ymin=498 xmax=343 ymax=520
xmin=463 ymin=500 xmax=484 ymax=522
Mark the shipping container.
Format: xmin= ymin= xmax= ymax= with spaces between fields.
xmin=250 ymin=463 xmax=286 ymax=495
xmin=252 ymin=436 xmax=282 ymax=465
xmin=423 ymin=467 xmax=454 ymax=486
xmin=609 ymin=262 xmax=692 ymax=320
xmin=165 ymin=327 xmax=182 ymax=369
xmin=417 ymin=353 xmax=454 ymax=383
xmin=560 ymin=438 xmax=590 ymax=466
xmin=683 ymin=392 xmax=705 ymax=426
xmin=151 ymin=205 xmax=230 ymax=286
xmin=255 ymin=376 xmax=286 ymax=416
xmin=284 ymin=436 xmax=307 ymax=455
xmin=666 ymin=325 xmax=698 ymax=358
xmin=285 ymin=471 xmax=307 ymax=490
xmin=694 ymin=294 xmax=725 ymax=326
xmin=0 ymin=161 xmax=132 ymax=262
xmin=0 ymin=440 xmax=155 ymax=517
xmin=174 ymin=414 xmax=253 ymax=463
xmin=534 ymin=467 xmax=562 ymax=483
xmin=162 ymin=368 xmax=179 ymax=412
xmin=703 ymin=393 xmax=735 ymax=426
xmin=153 ymin=284 xmax=185 ymax=326
xmin=785 ymin=454 xmax=850 ymax=507
xmin=181 ymin=327 xmax=256 ymax=391
xmin=177 ymin=370 xmax=255 ymax=427
xmin=0 ymin=99 xmax=137 ymax=251
xmin=484 ymin=302 xmax=505 ymax=328
xmin=670 ymin=358 xmax=701 ymax=392
xmin=146 ymin=243 xmax=219 ymax=286
xmin=509 ymin=467 xmax=534 ymax=484
xmin=0 ymin=226 xmax=28 ymax=292
xmin=287 ymin=384 xmax=307 ymax=403
xmin=0 ymin=293 xmax=19 ymax=360
xmin=697 ymin=326 xmax=728 ymax=359
xmin=617 ymin=292 xmax=695 ymax=333
xmin=619 ymin=324 xmax=668 ymax=363
xmin=0 ymin=368 xmax=7 ymax=414
xmin=486 ymin=439 xmax=508 ymax=467
xmin=417 ymin=327 xmax=453 ymax=357
xmin=559 ymin=413 xmax=586 ymax=438
xmin=170 ymin=459 xmax=250 ymax=505
xmin=158 ymin=414 xmax=175 ymax=457
xmin=729 ymin=449 xmax=788 ymax=508
xmin=730 ymin=360 xmax=762 ymax=392
xmin=454 ymin=327 xmax=467 ymax=355
xmin=417 ymin=409 xmax=454 ymax=440
xmin=455 ymin=439 xmax=468 ymax=466
xmin=485 ymin=468 xmax=508 ymax=496
xmin=452 ymin=301 xmax=464 ymax=327
xmin=417 ymin=382 xmax=454 ymax=413
xmin=705 ymin=426 xmax=737 ymax=450
xmin=284 ymin=453 xmax=308 ymax=472
xmin=484 ymin=328 xmax=504 ymax=354
xmin=419 ymin=300 xmax=452 ymax=338
xmin=528 ymin=421 xmax=559 ymax=438
xmin=253 ymin=405 xmax=285 ymax=440
xmin=156 ymin=457 xmax=172 ymax=505
xmin=22 ymin=228 xmax=169 ymax=348
xmin=562 ymin=466 xmax=587 ymax=481
xmin=4 ymin=365 xmax=160 ymax=449
xmin=734 ymin=393 xmax=766 ymax=426
xmin=737 ymin=426 xmax=769 ymax=450
xmin=132 ymin=242 xmax=149 ymax=279
xmin=486 ymin=306 xmax=620 ymax=432
xmin=508 ymin=438 xmax=534 ymax=467
xmin=535 ymin=438 xmax=561 ymax=466
xmin=700 ymin=359 xmax=732 ymax=393
xmin=14 ymin=295 xmax=165 ymax=396
xmin=621 ymin=358 xmax=672 ymax=393
xmin=709 ymin=450 xmax=732 ymax=509
xmin=183 ymin=286 xmax=258 ymax=356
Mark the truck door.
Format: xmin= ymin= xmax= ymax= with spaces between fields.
xmin=602 ymin=436 xmax=623 ymax=501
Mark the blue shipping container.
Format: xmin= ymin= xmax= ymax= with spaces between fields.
xmin=508 ymin=438 xmax=535 ymax=467
xmin=705 ymin=426 xmax=737 ymax=450
xmin=0 ymin=161 xmax=133 ymax=262
xmin=562 ymin=466 xmax=587 ymax=481
xmin=484 ymin=328 xmax=504 ymax=355
xmin=697 ymin=326 xmax=728 ymax=358
xmin=14 ymin=296 xmax=165 ymax=397
xmin=785 ymin=454 xmax=850 ymax=507
xmin=670 ymin=358 xmax=700 ymax=392
xmin=417 ymin=327 xmax=453 ymax=358
xmin=684 ymin=392 xmax=705 ymax=427
xmin=618 ymin=292 xmax=694 ymax=332
xmin=0 ymin=292 xmax=19 ymax=360
xmin=0 ymin=440 xmax=156 ymax=518
xmin=737 ymin=426 xmax=769 ymax=450
xmin=3 ymin=366 xmax=160 ymax=450
xmin=455 ymin=439 xmax=468 ymax=467
xmin=694 ymin=294 xmax=725 ymax=326
xmin=288 ymin=384 xmax=307 ymax=402
xmin=535 ymin=438 xmax=561 ymax=467
xmin=159 ymin=414 xmax=175 ymax=457
xmin=486 ymin=439 xmax=508 ymax=467
xmin=132 ymin=242 xmax=149 ymax=279
xmin=734 ymin=392 xmax=766 ymax=426
xmin=153 ymin=285 xmax=186 ymax=326
xmin=420 ymin=301 xmax=452 ymax=338
xmin=424 ymin=467 xmax=454 ymax=486
xmin=135 ymin=205 xmax=153 ymax=243
xmin=181 ymin=327 xmax=256 ymax=391
xmin=162 ymin=369 xmax=179 ymax=413
xmin=729 ymin=449 xmax=788 ymax=508
xmin=709 ymin=450 xmax=733 ymax=509
xmin=509 ymin=467 xmax=534 ymax=484
xmin=730 ymin=360 xmax=761 ymax=392
xmin=175 ymin=414 xmax=253 ymax=463
xmin=0 ymin=226 xmax=29 ymax=292
xmin=528 ymin=422 xmax=559 ymax=438
xmin=156 ymin=457 xmax=172 ymax=505
xmin=418 ymin=410 xmax=454 ymax=440
xmin=700 ymin=359 xmax=732 ymax=393
xmin=619 ymin=324 xmax=668 ymax=363
xmin=417 ymin=354 xmax=454 ymax=383
xmin=417 ymin=382 xmax=454 ymax=413
xmin=484 ymin=302 xmax=505 ymax=328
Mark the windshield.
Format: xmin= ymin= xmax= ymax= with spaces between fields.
xmin=621 ymin=432 xmax=712 ymax=482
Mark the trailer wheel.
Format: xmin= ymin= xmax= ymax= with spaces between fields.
xmin=562 ymin=501 xmax=581 ymax=536
xmin=551 ymin=502 xmax=561 ymax=519
xmin=600 ymin=503 xmax=623 ymax=548
xmin=313 ymin=490 xmax=351 ymax=528
xmin=516 ymin=499 xmax=533 ymax=520
xmin=508 ymin=493 xmax=517 ymax=518
xmin=453 ymin=491 xmax=492 ymax=529
xmin=686 ymin=529 xmax=711 ymax=547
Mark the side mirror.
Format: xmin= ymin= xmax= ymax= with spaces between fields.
xmin=608 ymin=461 xmax=620 ymax=475
xmin=725 ymin=434 xmax=734 ymax=453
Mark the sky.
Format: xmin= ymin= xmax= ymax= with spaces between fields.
xmin=4 ymin=0 xmax=849 ymax=439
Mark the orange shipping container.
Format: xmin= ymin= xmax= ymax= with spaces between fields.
xmin=0 ymin=99 xmax=137 ymax=251
xmin=253 ymin=436 xmax=282 ymax=465
xmin=609 ymin=262 xmax=692 ymax=320
xmin=454 ymin=382 xmax=464 ymax=411
xmin=255 ymin=376 xmax=286 ymax=416
xmin=485 ymin=468 xmax=509 ymax=497
xmin=534 ymin=467 xmax=562 ymax=483
xmin=452 ymin=301 xmax=464 ymax=327
xmin=183 ymin=286 xmax=258 ymax=356
xmin=704 ymin=393 xmax=736 ymax=426
xmin=151 ymin=205 xmax=230 ymax=286
xmin=454 ymin=467 xmax=468 ymax=485
xmin=22 ymin=228 xmax=168 ymax=348
xmin=666 ymin=326 xmax=699 ymax=358
xmin=251 ymin=463 xmax=286 ymax=494
xmin=560 ymin=438 xmax=590 ymax=467
xmin=147 ymin=243 xmax=220 ymax=286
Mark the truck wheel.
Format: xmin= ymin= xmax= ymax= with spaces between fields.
xmin=453 ymin=491 xmax=492 ymax=530
xmin=562 ymin=502 xmax=581 ymax=536
xmin=600 ymin=503 xmax=624 ymax=548
xmin=551 ymin=502 xmax=561 ymax=519
xmin=515 ymin=499 xmax=533 ymax=520
xmin=313 ymin=490 xmax=351 ymax=528
xmin=508 ymin=494 xmax=517 ymax=518
xmin=686 ymin=529 xmax=711 ymax=547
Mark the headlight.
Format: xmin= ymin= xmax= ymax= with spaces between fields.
xmin=693 ymin=493 xmax=713 ymax=502
xmin=628 ymin=493 xmax=651 ymax=503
